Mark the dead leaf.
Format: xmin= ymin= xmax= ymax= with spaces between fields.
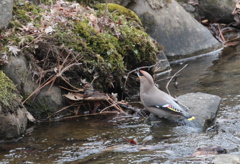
xmin=188 ymin=0 xmax=199 ymax=6
xmin=64 ymin=92 xmax=84 ymax=101
xmin=123 ymin=138 xmax=137 ymax=145
xmin=7 ymin=45 xmax=20 ymax=56
xmin=201 ymin=19 xmax=208 ymax=24
xmin=45 ymin=26 xmax=54 ymax=34
xmin=25 ymin=110 xmax=36 ymax=123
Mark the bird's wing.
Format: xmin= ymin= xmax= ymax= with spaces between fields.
xmin=141 ymin=93 xmax=182 ymax=114
xmin=141 ymin=93 xmax=195 ymax=121
xmin=149 ymin=103 xmax=195 ymax=121
xmin=149 ymin=104 xmax=183 ymax=115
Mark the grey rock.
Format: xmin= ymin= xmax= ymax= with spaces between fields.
xmin=176 ymin=0 xmax=200 ymax=20
xmin=0 ymin=71 xmax=28 ymax=140
xmin=198 ymin=0 xmax=236 ymax=24
xmin=177 ymin=92 xmax=221 ymax=129
xmin=0 ymin=108 xmax=27 ymax=140
xmin=128 ymin=0 xmax=220 ymax=59
xmin=212 ymin=154 xmax=240 ymax=164
xmin=177 ymin=0 xmax=236 ymax=23
xmin=2 ymin=56 xmax=63 ymax=119
xmin=0 ymin=0 xmax=13 ymax=28
xmin=148 ymin=92 xmax=221 ymax=130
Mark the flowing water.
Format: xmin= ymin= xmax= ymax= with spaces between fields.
xmin=1 ymin=45 xmax=240 ymax=164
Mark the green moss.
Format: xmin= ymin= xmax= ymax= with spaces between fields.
xmin=94 ymin=3 xmax=142 ymax=25
xmin=3 ymin=0 xmax=160 ymax=95
xmin=12 ymin=3 xmax=42 ymax=24
xmin=92 ymin=3 xmax=159 ymax=69
xmin=118 ymin=26 xmax=158 ymax=69
xmin=0 ymin=71 xmax=18 ymax=108
xmin=73 ymin=21 xmax=125 ymax=72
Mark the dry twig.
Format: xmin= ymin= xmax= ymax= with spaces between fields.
xmin=123 ymin=59 xmax=167 ymax=91
xmin=22 ymin=52 xmax=82 ymax=104
xmin=217 ymin=25 xmax=225 ymax=42
xmin=166 ymin=64 xmax=188 ymax=96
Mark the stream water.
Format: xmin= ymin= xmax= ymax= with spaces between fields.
xmin=1 ymin=45 xmax=240 ymax=164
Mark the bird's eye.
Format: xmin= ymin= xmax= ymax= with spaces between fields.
xmin=139 ymin=71 xmax=144 ymax=76
xmin=136 ymin=69 xmax=144 ymax=76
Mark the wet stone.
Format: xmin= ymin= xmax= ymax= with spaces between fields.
xmin=177 ymin=92 xmax=221 ymax=129
xmin=148 ymin=92 xmax=221 ymax=130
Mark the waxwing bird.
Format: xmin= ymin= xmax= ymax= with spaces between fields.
xmin=137 ymin=70 xmax=195 ymax=121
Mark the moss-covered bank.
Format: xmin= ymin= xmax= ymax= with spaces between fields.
xmin=0 ymin=0 xmax=161 ymax=117
xmin=3 ymin=1 xmax=160 ymax=90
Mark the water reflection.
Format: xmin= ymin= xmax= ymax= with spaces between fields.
xmin=1 ymin=46 xmax=240 ymax=163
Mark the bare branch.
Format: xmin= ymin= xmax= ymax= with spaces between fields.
xmin=56 ymin=63 xmax=82 ymax=77
xmin=166 ymin=64 xmax=188 ymax=96
xmin=123 ymin=59 xmax=167 ymax=91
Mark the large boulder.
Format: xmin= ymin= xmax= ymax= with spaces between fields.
xmin=0 ymin=0 xmax=13 ymax=28
xmin=2 ymin=56 xmax=63 ymax=119
xmin=177 ymin=0 xmax=236 ymax=23
xmin=0 ymin=71 xmax=28 ymax=140
xmin=127 ymin=0 xmax=220 ymax=60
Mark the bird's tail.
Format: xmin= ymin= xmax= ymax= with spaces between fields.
xmin=187 ymin=116 xmax=196 ymax=121
xmin=182 ymin=111 xmax=196 ymax=121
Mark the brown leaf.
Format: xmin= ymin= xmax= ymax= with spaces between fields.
xmin=123 ymin=138 xmax=137 ymax=145
xmin=64 ymin=92 xmax=84 ymax=101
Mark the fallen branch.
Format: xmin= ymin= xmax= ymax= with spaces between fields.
xmin=217 ymin=25 xmax=225 ymax=42
xmin=101 ymin=99 xmax=126 ymax=113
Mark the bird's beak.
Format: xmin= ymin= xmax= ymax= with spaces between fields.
xmin=135 ymin=69 xmax=140 ymax=76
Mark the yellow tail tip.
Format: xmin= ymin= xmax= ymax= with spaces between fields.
xmin=187 ymin=116 xmax=196 ymax=121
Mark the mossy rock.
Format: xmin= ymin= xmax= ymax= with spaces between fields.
xmin=0 ymin=71 xmax=21 ymax=114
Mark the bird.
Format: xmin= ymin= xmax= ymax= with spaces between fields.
xmin=136 ymin=69 xmax=195 ymax=121
xmin=83 ymin=83 xmax=94 ymax=97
